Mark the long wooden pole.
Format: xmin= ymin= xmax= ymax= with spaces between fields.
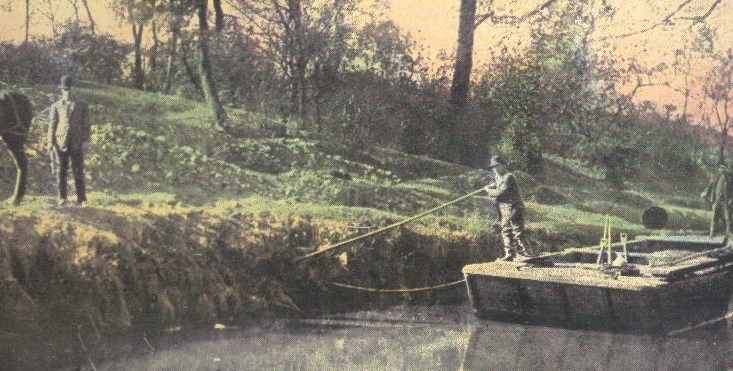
xmin=299 ymin=188 xmax=487 ymax=260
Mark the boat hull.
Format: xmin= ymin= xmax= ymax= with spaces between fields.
xmin=463 ymin=237 xmax=733 ymax=334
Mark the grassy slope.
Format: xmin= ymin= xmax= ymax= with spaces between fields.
xmin=0 ymin=83 xmax=714 ymax=367
xmin=8 ymin=82 xmax=709 ymax=239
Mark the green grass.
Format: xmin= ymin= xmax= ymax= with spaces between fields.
xmin=0 ymin=82 xmax=713 ymax=251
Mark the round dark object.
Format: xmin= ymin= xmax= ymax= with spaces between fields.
xmin=642 ymin=206 xmax=668 ymax=229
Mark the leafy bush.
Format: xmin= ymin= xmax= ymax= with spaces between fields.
xmin=0 ymin=43 xmax=67 ymax=84
xmin=528 ymin=186 xmax=568 ymax=205
xmin=0 ymin=24 xmax=129 ymax=87
xmin=50 ymin=23 xmax=131 ymax=84
xmin=497 ymin=116 xmax=543 ymax=174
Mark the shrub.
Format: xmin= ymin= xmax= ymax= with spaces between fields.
xmin=497 ymin=116 xmax=543 ymax=174
xmin=0 ymin=42 xmax=66 ymax=84
xmin=529 ymin=186 xmax=568 ymax=205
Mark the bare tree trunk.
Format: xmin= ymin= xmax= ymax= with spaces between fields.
xmin=196 ymin=0 xmax=228 ymax=131
xmin=24 ymin=0 xmax=30 ymax=43
xmin=80 ymin=0 xmax=96 ymax=34
xmin=68 ymin=0 xmax=80 ymax=23
xmin=132 ymin=23 xmax=145 ymax=90
xmin=164 ymin=22 xmax=181 ymax=93
xmin=150 ymin=20 xmax=160 ymax=88
xmin=180 ymin=36 xmax=202 ymax=95
xmin=147 ymin=0 xmax=159 ymax=90
xmin=39 ymin=0 xmax=60 ymax=38
xmin=213 ymin=0 xmax=224 ymax=32
xmin=720 ymin=128 xmax=727 ymax=165
xmin=449 ymin=0 xmax=476 ymax=108
xmin=287 ymin=0 xmax=307 ymax=119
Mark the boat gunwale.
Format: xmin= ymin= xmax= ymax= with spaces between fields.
xmin=463 ymin=237 xmax=733 ymax=290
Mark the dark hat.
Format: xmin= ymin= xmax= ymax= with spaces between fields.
xmin=488 ymin=155 xmax=507 ymax=168
xmin=58 ymin=75 xmax=73 ymax=89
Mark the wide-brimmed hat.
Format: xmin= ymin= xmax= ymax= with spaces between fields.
xmin=488 ymin=155 xmax=507 ymax=168
xmin=58 ymin=75 xmax=73 ymax=89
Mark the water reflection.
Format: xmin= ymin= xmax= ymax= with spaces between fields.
xmin=461 ymin=321 xmax=731 ymax=371
xmin=88 ymin=306 xmax=733 ymax=371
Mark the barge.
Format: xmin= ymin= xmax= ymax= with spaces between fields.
xmin=462 ymin=235 xmax=733 ymax=334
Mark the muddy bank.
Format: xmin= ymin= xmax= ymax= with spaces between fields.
xmin=0 ymin=204 xmax=496 ymax=369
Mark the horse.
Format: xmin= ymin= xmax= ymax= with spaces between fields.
xmin=0 ymin=91 xmax=32 ymax=205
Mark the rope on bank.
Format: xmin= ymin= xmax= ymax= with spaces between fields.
xmin=77 ymin=325 xmax=98 ymax=371
xmin=326 ymin=279 xmax=466 ymax=293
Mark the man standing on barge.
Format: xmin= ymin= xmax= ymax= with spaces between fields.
xmin=701 ymin=164 xmax=732 ymax=237
xmin=483 ymin=155 xmax=533 ymax=261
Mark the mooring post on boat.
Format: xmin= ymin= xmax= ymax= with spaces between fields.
xmin=611 ymin=233 xmax=630 ymax=268
xmin=620 ymin=233 xmax=628 ymax=262
xmin=597 ymin=215 xmax=611 ymax=266
xmin=607 ymin=217 xmax=613 ymax=265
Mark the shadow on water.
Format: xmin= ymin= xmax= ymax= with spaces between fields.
xmin=56 ymin=305 xmax=733 ymax=371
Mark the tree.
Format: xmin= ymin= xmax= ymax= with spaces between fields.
xmin=230 ymin=0 xmax=384 ymax=123
xmin=34 ymin=0 xmax=62 ymax=37
xmin=448 ymin=0 xmax=476 ymax=108
xmin=3 ymin=0 xmax=32 ymax=42
xmin=474 ymin=1 xmax=644 ymax=180
xmin=702 ymin=50 xmax=733 ymax=165
xmin=24 ymin=0 xmax=29 ymax=43
xmin=354 ymin=19 xmax=418 ymax=83
xmin=80 ymin=0 xmax=96 ymax=34
xmin=108 ymin=0 xmax=227 ymax=129
xmin=449 ymin=0 xmax=560 ymax=108
xmin=110 ymin=0 xmax=157 ymax=89
xmin=194 ymin=0 xmax=228 ymax=131
xmin=162 ymin=0 xmax=188 ymax=92
xmin=52 ymin=23 xmax=131 ymax=84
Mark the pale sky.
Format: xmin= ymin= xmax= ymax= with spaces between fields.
xmin=2 ymin=0 xmax=732 ymax=121
xmin=396 ymin=0 xmax=733 ymax=122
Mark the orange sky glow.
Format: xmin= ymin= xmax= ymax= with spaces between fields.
xmin=1 ymin=0 xmax=732 ymax=122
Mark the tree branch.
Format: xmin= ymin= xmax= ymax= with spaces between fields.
xmin=596 ymin=0 xmax=707 ymax=41
xmin=474 ymin=0 xmax=559 ymax=28
xmin=677 ymin=0 xmax=723 ymax=24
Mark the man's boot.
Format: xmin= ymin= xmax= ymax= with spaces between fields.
xmin=515 ymin=238 xmax=534 ymax=258
xmin=498 ymin=247 xmax=515 ymax=262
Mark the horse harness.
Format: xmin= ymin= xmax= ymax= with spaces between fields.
xmin=0 ymin=91 xmax=29 ymax=137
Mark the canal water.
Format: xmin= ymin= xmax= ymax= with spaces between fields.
xmin=86 ymin=305 xmax=732 ymax=371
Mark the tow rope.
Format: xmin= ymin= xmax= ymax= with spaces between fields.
xmin=326 ymin=279 xmax=466 ymax=293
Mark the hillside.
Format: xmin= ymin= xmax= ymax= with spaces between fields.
xmin=0 ymin=83 xmax=715 ymax=368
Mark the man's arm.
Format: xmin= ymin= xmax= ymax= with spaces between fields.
xmin=78 ymin=101 xmax=91 ymax=153
xmin=701 ymin=177 xmax=716 ymax=200
xmin=47 ymin=103 xmax=58 ymax=150
xmin=80 ymin=101 xmax=91 ymax=143
xmin=484 ymin=174 xmax=510 ymax=198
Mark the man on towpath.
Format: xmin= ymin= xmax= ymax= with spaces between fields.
xmin=47 ymin=75 xmax=91 ymax=207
